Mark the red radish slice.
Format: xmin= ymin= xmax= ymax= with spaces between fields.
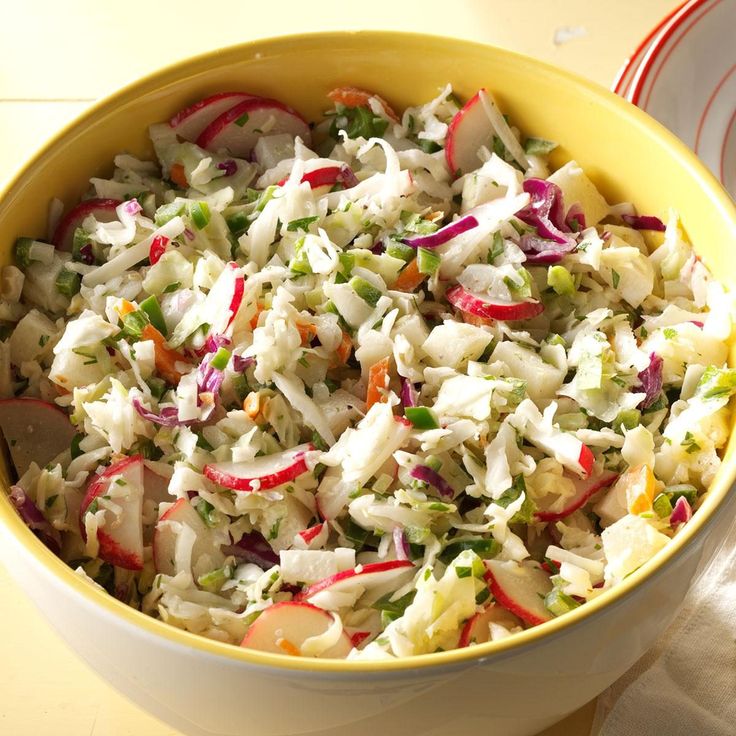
xmin=577 ymin=444 xmax=595 ymax=478
xmin=80 ymin=456 xmax=144 ymax=570
xmin=170 ymin=92 xmax=255 ymax=142
xmin=197 ymin=97 xmax=311 ymax=157
xmin=0 ymin=398 xmax=76 ymax=476
xmin=299 ymin=523 xmax=326 ymax=544
xmin=295 ymin=560 xmax=414 ymax=602
xmin=445 ymin=91 xmax=491 ymax=177
xmin=169 ymin=261 xmax=244 ymax=347
xmin=349 ymin=630 xmax=372 ymax=648
xmin=152 ymin=497 xmax=225 ymax=576
xmin=446 ymin=283 xmax=544 ymax=321
xmin=143 ymin=466 xmax=172 ymax=506
xmin=534 ymin=470 xmax=618 ymax=522
xmin=296 ymin=522 xmax=328 ymax=550
xmin=458 ymin=603 xmax=522 ymax=647
xmin=484 ymin=560 xmax=553 ymax=626
xmin=278 ymin=165 xmax=359 ymax=190
xmin=204 ymin=443 xmax=315 ymax=492
xmin=52 ymin=198 xmax=122 ymax=252
xmin=241 ymin=601 xmax=353 ymax=658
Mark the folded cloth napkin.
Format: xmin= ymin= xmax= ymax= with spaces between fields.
xmin=591 ymin=517 xmax=736 ymax=735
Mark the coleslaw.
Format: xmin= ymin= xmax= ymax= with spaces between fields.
xmin=1 ymin=83 xmax=734 ymax=659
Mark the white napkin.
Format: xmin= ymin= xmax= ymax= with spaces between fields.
xmin=591 ymin=517 xmax=736 ymax=735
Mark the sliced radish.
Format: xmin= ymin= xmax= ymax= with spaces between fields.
xmin=535 ymin=469 xmax=618 ymax=522
xmin=169 ymin=92 xmax=255 ymax=142
xmin=277 ymin=165 xmax=358 ymax=191
xmin=197 ymin=97 xmax=311 ymax=157
xmin=577 ymin=444 xmax=595 ymax=477
xmin=458 ymin=603 xmax=522 ymax=647
xmin=294 ymin=522 xmax=329 ymax=550
xmin=445 ymin=91 xmax=490 ymax=177
xmin=226 ymin=263 xmax=245 ymax=330
xmin=0 ymin=398 xmax=76 ymax=476
xmin=484 ymin=559 xmax=553 ymax=626
xmin=80 ymin=456 xmax=144 ymax=570
xmin=52 ymin=198 xmax=122 ymax=252
xmin=204 ymin=443 xmax=315 ymax=492
xmin=295 ymin=560 xmax=414 ymax=602
xmin=152 ymin=497 xmax=225 ymax=576
xmin=143 ymin=466 xmax=172 ymax=506
xmin=240 ymin=601 xmax=353 ymax=658
xmin=169 ymin=261 xmax=245 ymax=347
xmin=446 ymin=283 xmax=544 ymax=321
xmin=349 ymin=630 xmax=372 ymax=648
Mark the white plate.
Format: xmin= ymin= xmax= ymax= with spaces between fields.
xmin=625 ymin=0 xmax=736 ymax=196
xmin=611 ymin=1 xmax=689 ymax=97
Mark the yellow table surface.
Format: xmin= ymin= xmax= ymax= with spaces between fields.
xmin=0 ymin=1 xmax=678 ymax=734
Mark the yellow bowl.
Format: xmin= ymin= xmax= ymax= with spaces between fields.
xmin=1 ymin=31 xmax=735 ymax=736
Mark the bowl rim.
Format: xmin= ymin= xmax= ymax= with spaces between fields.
xmin=628 ymin=0 xmax=718 ymax=106
xmin=1 ymin=29 xmax=736 ymax=675
xmin=611 ymin=0 xmax=689 ymax=95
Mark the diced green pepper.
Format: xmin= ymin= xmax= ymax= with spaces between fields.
xmin=225 ymin=211 xmax=250 ymax=237
xmin=613 ymin=409 xmax=641 ymax=432
xmin=417 ymin=247 xmax=440 ymax=276
xmin=139 ymin=295 xmax=168 ymax=337
xmin=665 ymin=484 xmax=698 ymax=506
xmin=55 ymin=269 xmax=81 ymax=298
xmin=71 ymin=227 xmax=93 ymax=263
xmin=547 ymin=265 xmax=575 ymax=296
xmin=189 ymin=201 xmax=211 ymax=230
xmin=350 ymin=276 xmax=382 ymax=307
xmin=404 ymin=406 xmax=440 ymax=429
xmin=439 ymin=538 xmax=500 ymax=564
xmin=338 ymin=252 xmax=355 ymax=278
xmin=653 ymin=493 xmax=673 ymax=518
xmin=121 ymin=309 xmax=150 ymax=339
xmin=544 ymin=589 xmax=581 ymax=617
xmin=386 ymin=240 xmax=416 ymax=263
xmin=209 ymin=346 xmax=231 ymax=371
xmin=14 ymin=237 xmax=34 ymax=267
xmin=154 ymin=201 xmax=185 ymax=226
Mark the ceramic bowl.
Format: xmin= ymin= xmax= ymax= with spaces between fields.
xmin=627 ymin=0 xmax=736 ymax=196
xmin=1 ymin=31 xmax=736 ymax=736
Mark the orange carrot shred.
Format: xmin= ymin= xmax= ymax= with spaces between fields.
xmin=327 ymin=86 xmax=399 ymax=123
xmin=169 ymin=163 xmax=188 ymax=189
xmin=366 ymin=356 xmax=391 ymax=409
xmin=393 ymin=259 xmax=427 ymax=293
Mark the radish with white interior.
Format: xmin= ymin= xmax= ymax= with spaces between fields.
xmin=197 ymin=97 xmax=311 ymax=157
xmin=0 ymin=398 xmax=76 ymax=477
xmin=240 ymin=601 xmax=353 ymax=658
xmin=204 ymin=443 xmax=316 ymax=492
xmin=79 ymin=456 xmax=145 ymax=571
xmin=169 ymin=92 xmax=255 ymax=142
xmin=52 ymin=198 xmax=122 ymax=251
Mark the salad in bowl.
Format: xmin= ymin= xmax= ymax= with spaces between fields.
xmin=1 ymin=83 xmax=733 ymax=660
